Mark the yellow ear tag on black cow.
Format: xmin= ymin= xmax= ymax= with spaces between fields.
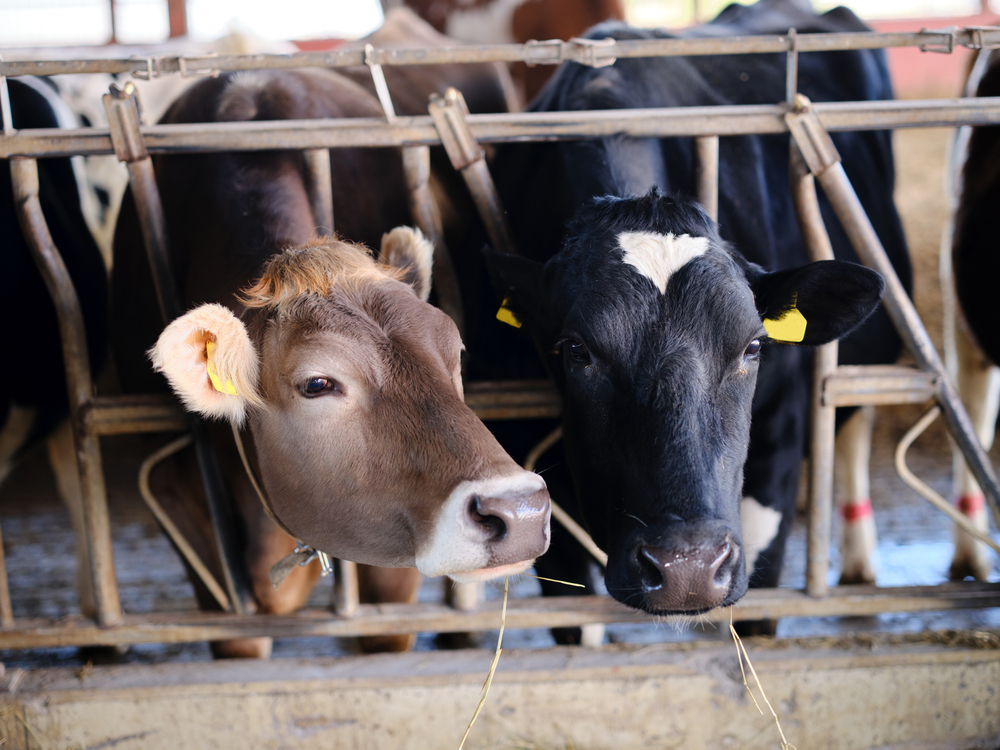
xmin=762 ymin=303 xmax=807 ymax=343
xmin=496 ymin=298 xmax=522 ymax=329
xmin=205 ymin=340 xmax=239 ymax=395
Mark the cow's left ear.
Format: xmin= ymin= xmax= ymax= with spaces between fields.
xmin=749 ymin=260 xmax=885 ymax=346
xmin=483 ymin=247 xmax=546 ymax=333
xmin=379 ymin=226 xmax=434 ymax=302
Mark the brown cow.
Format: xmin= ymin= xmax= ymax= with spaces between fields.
xmin=387 ymin=0 xmax=625 ymax=102
xmin=112 ymin=15 xmax=544 ymax=657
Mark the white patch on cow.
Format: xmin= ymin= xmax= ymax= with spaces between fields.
xmin=445 ymin=0 xmax=529 ymax=45
xmin=416 ymin=471 xmax=550 ymax=579
xmin=741 ymin=496 xmax=782 ymax=577
xmin=618 ymin=231 xmax=710 ymax=294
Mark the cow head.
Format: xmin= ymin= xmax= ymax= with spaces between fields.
xmin=151 ymin=228 xmax=550 ymax=582
xmin=487 ymin=193 xmax=884 ymax=614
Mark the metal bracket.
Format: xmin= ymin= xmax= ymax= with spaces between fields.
xmin=104 ymin=82 xmax=148 ymax=163
xmin=129 ymin=55 xmax=163 ymax=81
xmin=784 ymin=94 xmax=841 ymax=176
xmin=963 ymin=26 xmax=1000 ymax=51
xmin=178 ymin=53 xmax=220 ymax=78
xmin=524 ymin=39 xmax=564 ymax=67
xmin=429 ymin=88 xmax=483 ymax=172
xmin=918 ymin=26 xmax=958 ymax=54
xmin=566 ymin=37 xmax=617 ymax=68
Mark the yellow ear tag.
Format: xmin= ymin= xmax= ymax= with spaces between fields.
xmin=205 ymin=339 xmax=239 ymax=395
xmin=496 ymin=297 xmax=522 ymax=329
xmin=762 ymin=303 xmax=808 ymax=344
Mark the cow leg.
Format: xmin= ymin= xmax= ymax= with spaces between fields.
xmin=45 ymin=418 xmax=97 ymax=619
xmin=356 ymin=565 xmax=423 ymax=653
xmin=948 ymin=322 xmax=999 ymax=581
xmin=834 ymin=405 xmax=878 ymax=585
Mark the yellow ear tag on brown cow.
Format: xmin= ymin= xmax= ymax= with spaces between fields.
xmin=762 ymin=303 xmax=807 ymax=343
xmin=205 ymin=339 xmax=239 ymax=395
xmin=496 ymin=298 xmax=522 ymax=329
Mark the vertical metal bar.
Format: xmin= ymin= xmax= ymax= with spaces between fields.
xmin=303 ymin=148 xmax=334 ymax=238
xmin=0 ymin=520 xmax=14 ymax=628
xmin=104 ymin=84 xmax=254 ymax=615
xmin=785 ymin=28 xmax=799 ymax=106
xmin=402 ymin=145 xmax=465 ymax=334
xmin=790 ymin=142 xmax=837 ymax=597
xmin=332 ymin=559 xmax=359 ymax=617
xmin=10 ymin=158 xmax=123 ymax=626
xmin=693 ymin=135 xmax=719 ymax=222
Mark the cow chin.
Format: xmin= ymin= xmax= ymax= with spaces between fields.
xmin=446 ymin=559 xmax=536 ymax=584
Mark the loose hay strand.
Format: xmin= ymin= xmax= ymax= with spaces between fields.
xmin=459 ymin=575 xmax=509 ymax=750
xmin=524 ymin=573 xmax=585 ymax=588
xmin=729 ymin=609 xmax=795 ymax=750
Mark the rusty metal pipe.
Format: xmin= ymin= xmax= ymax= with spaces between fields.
xmin=790 ymin=142 xmax=838 ymax=598
xmin=10 ymin=158 xmax=123 ymax=627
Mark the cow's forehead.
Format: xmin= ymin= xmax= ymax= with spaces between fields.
xmin=617 ymin=230 xmax=711 ymax=294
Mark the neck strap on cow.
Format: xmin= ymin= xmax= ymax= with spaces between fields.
xmin=230 ymin=422 xmax=333 ymax=587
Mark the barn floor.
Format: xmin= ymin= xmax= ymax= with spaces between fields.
xmin=1 ymin=128 xmax=999 ymax=747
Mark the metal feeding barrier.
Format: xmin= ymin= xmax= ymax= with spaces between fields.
xmin=2 ymin=24 xmax=1000 ymax=650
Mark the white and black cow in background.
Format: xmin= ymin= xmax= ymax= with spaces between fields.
xmin=942 ymin=49 xmax=1000 ymax=582
xmin=456 ymin=0 xmax=910 ymax=632
xmin=1 ymin=77 xmax=109 ymax=616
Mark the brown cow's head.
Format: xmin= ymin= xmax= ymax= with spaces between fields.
xmin=151 ymin=228 xmax=550 ymax=581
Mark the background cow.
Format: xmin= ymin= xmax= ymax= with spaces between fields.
xmin=942 ymin=48 xmax=1000 ymax=582
xmin=112 ymin=12 xmax=545 ymax=657
xmin=456 ymin=0 xmax=909 ymax=633
xmin=1 ymin=77 xmax=109 ymax=620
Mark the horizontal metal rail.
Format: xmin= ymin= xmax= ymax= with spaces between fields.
xmin=2 ymin=26 xmax=999 ymax=79
xmin=5 ymin=97 xmax=1000 ymax=160
xmin=0 ymin=582 xmax=995 ymax=649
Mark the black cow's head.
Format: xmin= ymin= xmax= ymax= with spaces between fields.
xmin=487 ymin=192 xmax=884 ymax=615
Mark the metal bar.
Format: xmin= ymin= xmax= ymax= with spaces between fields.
xmin=332 ymin=559 xmax=359 ymax=617
xmin=303 ymin=148 xmax=334 ymax=237
xmin=429 ymin=88 xmax=518 ymax=256
xmin=786 ymin=97 xmax=1000 ymax=531
xmin=10 ymin=158 xmax=123 ymax=627
xmin=693 ymin=135 xmax=719 ymax=222
xmin=9 ymin=97 xmax=1000 ymax=160
xmin=0 ymin=583 xmax=995 ymax=649
xmin=823 ymin=365 xmax=939 ymax=407
xmin=790 ymin=140 xmax=837 ymax=598
xmin=402 ymin=145 xmax=464 ymax=334
xmin=103 ymin=84 xmax=255 ymax=616
xmin=0 ymin=520 xmax=14 ymax=628
xmin=4 ymin=28 xmax=1000 ymax=79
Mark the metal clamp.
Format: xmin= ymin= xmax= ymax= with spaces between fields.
xmin=524 ymin=38 xmax=564 ymax=67
xmin=785 ymin=94 xmax=841 ymax=177
xmin=179 ymin=53 xmax=220 ymax=78
xmin=429 ymin=87 xmax=483 ymax=171
xmin=130 ymin=55 xmax=162 ymax=81
xmin=566 ymin=37 xmax=617 ymax=68
xmin=919 ymin=26 xmax=958 ymax=54
xmin=104 ymin=82 xmax=148 ymax=163
xmin=964 ymin=26 xmax=1000 ymax=51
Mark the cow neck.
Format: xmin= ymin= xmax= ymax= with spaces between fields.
xmin=229 ymin=422 xmax=333 ymax=587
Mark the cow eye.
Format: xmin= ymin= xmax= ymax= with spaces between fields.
xmin=744 ymin=339 xmax=762 ymax=359
xmin=299 ymin=377 xmax=341 ymax=398
xmin=564 ymin=338 xmax=591 ymax=365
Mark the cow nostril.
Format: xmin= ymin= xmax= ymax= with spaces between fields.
xmin=469 ymin=495 xmax=507 ymax=542
xmin=713 ymin=541 xmax=733 ymax=586
xmin=636 ymin=547 xmax=664 ymax=591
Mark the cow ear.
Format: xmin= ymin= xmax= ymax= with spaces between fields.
xmin=379 ymin=226 xmax=434 ymax=302
xmin=750 ymin=260 xmax=885 ymax=346
xmin=483 ymin=247 xmax=546 ymax=333
xmin=149 ymin=303 xmax=262 ymax=424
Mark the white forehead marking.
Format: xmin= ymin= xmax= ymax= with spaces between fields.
xmin=618 ymin=231 xmax=710 ymax=294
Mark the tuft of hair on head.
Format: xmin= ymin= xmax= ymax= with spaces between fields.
xmin=239 ymin=237 xmax=405 ymax=312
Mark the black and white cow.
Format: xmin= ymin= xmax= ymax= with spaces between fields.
xmin=458 ymin=0 xmax=910 ymax=622
xmin=1 ymin=77 xmax=109 ymax=615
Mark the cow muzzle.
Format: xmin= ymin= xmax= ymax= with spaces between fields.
xmin=415 ymin=473 xmax=551 ymax=580
xmin=609 ymin=523 xmax=745 ymax=614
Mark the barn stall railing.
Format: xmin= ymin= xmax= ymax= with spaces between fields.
xmin=2 ymin=27 xmax=1000 ymax=649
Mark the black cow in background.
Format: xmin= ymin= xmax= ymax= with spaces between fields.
xmin=1 ymin=77 xmax=108 ymax=616
xmin=457 ymin=0 xmax=909 ymax=632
